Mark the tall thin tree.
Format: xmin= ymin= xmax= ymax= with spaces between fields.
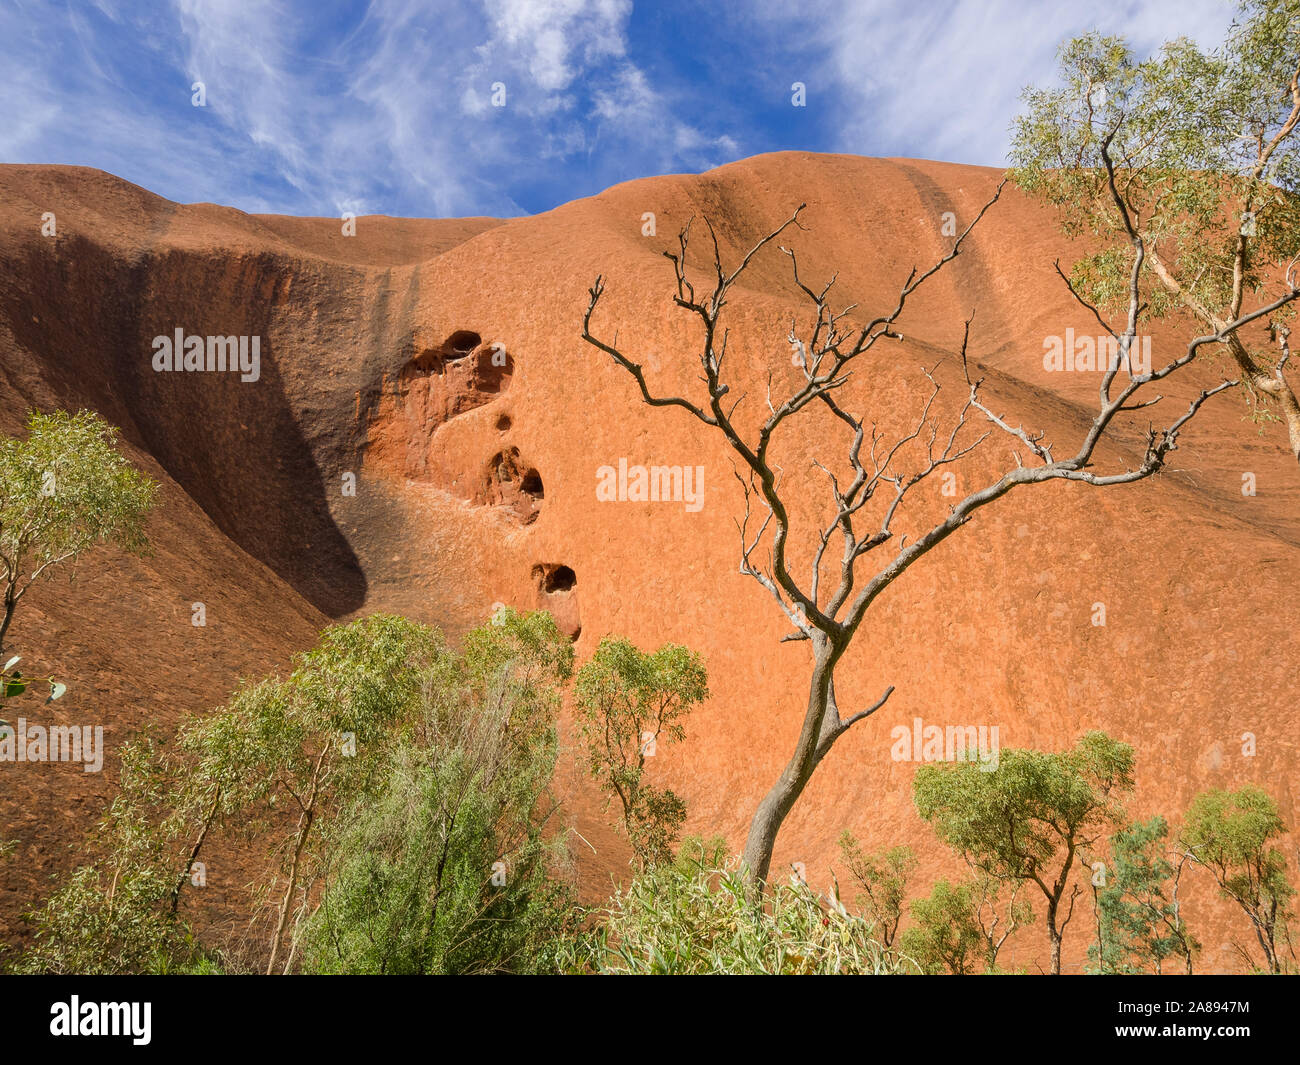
xmin=582 ymin=147 xmax=1299 ymax=888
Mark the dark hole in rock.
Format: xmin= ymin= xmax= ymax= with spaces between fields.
xmin=531 ymin=564 xmax=579 ymax=639
xmin=446 ymin=330 xmax=481 ymax=355
xmin=540 ymin=566 xmax=577 ymax=590
xmin=495 ymin=414 xmax=512 ymax=431
xmin=520 ymin=469 xmax=543 ymax=499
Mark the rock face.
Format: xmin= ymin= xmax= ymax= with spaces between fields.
xmin=1 ymin=154 xmax=1297 ymax=973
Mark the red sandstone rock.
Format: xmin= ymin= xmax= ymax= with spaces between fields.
xmin=1 ymin=154 xmax=1297 ymax=973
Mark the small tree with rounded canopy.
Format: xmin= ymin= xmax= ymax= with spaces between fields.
xmin=0 ymin=408 xmax=156 ymax=659
xmin=1180 ymin=784 xmax=1294 ymax=972
xmin=575 ymin=637 xmax=708 ymax=867
xmin=899 ymin=878 xmax=985 ymax=975
xmin=914 ymin=731 xmax=1135 ymax=974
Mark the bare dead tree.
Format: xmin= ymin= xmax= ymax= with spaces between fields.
xmin=581 ymin=138 xmax=1300 ymax=891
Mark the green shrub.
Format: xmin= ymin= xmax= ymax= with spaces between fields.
xmin=14 ymin=734 xmax=206 ymax=974
xmin=17 ymin=609 xmax=580 ymax=975
xmin=574 ymin=637 xmax=707 ymax=867
xmin=899 ymin=879 xmax=986 ymax=975
xmin=297 ymin=607 xmax=577 ymax=974
xmin=585 ymin=839 xmax=911 ymax=975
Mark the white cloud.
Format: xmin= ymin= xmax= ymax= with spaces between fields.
xmin=758 ymin=0 xmax=1237 ymax=165
xmin=480 ymin=0 xmax=630 ymax=91
xmin=0 ymin=0 xmax=1247 ymax=218
xmin=0 ymin=0 xmax=749 ymax=216
xmin=173 ymin=0 xmax=326 ymax=196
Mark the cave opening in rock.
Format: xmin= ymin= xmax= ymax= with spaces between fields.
xmin=520 ymin=469 xmax=543 ymax=499
xmin=445 ymin=329 xmax=481 ymax=355
xmin=531 ymin=564 xmax=580 ymax=639
xmin=539 ymin=564 xmax=576 ymax=593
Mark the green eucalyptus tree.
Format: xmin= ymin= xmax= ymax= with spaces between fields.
xmin=899 ymin=878 xmax=986 ymax=975
xmin=0 ymin=408 xmax=155 ymax=706
xmin=1181 ymin=785 xmax=1295 ymax=972
xmin=914 ymin=731 xmax=1134 ymax=974
xmin=0 ymin=408 xmax=155 ymax=653
xmin=1088 ymin=815 xmax=1199 ymax=974
xmin=1013 ymin=0 xmax=1300 ymax=457
xmin=19 ymin=610 xmax=580 ymax=975
xmin=575 ymin=637 xmax=708 ymax=867
xmin=299 ymin=608 xmax=577 ymax=974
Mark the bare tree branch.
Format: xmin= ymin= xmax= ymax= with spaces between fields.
xmin=579 ymin=173 xmax=1300 ymax=888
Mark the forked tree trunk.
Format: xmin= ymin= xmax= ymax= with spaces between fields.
xmin=267 ymin=804 xmax=314 ymax=976
xmin=266 ymin=749 xmax=327 ymax=975
xmin=581 ymin=174 xmax=1300 ymax=917
xmin=740 ymin=645 xmax=837 ymax=888
xmin=1044 ymin=888 xmax=1077 ymax=975
xmin=1254 ymin=919 xmax=1279 ymax=974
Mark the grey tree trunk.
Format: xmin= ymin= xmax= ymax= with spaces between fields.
xmin=581 ymin=169 xmax=1300 ymax=913
xmin=740 ymin=645 xmax=836 ymax=888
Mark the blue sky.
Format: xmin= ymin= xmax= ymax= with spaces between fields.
xmin=1 ymin=0 xmax=1237 ymax=218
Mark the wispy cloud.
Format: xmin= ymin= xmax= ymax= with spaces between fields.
xmin=0 ymin=0 xmax=1244 ymax=217
xmin=754 ymin=0 xmax=1236 ymax=166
